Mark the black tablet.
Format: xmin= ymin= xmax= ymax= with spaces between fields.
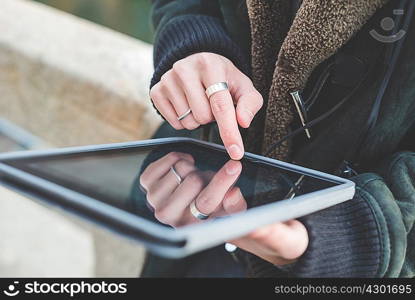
xmin=0 ymin=138 xmax=354 ymax=258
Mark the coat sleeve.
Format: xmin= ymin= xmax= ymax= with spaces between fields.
xmin=245 ymin=151 xmax=415 ymax=278
xmin=371 ymin=151 xmax=415 ymax=277
xmin=150 ymin=0 xmax=249 ymax=89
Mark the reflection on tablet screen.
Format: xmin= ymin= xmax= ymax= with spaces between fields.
xmin=5 ymin=142 xmax=338 ymax=228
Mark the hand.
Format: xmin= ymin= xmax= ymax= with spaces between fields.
xmin=230 ymin=220 xmax=309 ymax=266
xmin=150 ymin=53 xmax=263 ymax=160
xmin=139 ymin=152 xmax=247 ymax=227
xmin=140 ymin=152 xmax=308 ymax=266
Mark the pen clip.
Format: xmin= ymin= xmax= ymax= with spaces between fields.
xmin=290 ymin=91 xmax=312 ymax=139
xmin=284 ymin=175 xmax=305 ymax=200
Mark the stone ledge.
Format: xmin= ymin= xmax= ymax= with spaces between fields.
xmin=0 ymin=0 xmax=162 ymax=147
xmin=0 ymin=186 xmax=94 ymax=277
xmin=0 ymin=0 xmax=158 ymax=277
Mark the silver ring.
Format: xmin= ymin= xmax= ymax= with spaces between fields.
xmin=205 ymin=82 xmax=228 ymax=99
xmin=190 ymin=200 xmax=209 ymax=220
xmin=170 ymin=166 xmax=182 ymax=185
xmin=177 ymin=109 xmax=192 ymax=121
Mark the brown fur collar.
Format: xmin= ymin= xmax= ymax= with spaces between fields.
xmin=246 ymin=0 xmax=389 ymax=161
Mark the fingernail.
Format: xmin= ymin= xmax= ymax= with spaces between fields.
xmin=228 ymin=144 xmax=243 ymax=159
xmin=226 ymin=160 xmax=241 ymax=175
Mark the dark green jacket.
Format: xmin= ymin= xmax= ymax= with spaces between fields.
xmin=149 ymin=0 xmax=415 ymax=277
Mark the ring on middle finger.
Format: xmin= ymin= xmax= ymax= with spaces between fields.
xmin=177 ymin=109 xmax=192 ymax=121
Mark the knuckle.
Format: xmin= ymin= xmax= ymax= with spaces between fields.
xmin=145 ymin=193 xmax=156 ymax=208
xmin=176 ymin=153 xmax=194 ymax=163
xmin=182 ymin=153 xmax=194 ymax=162
xmin=171 ymin=123 xmax=183 ymax=130
xmin=158 ymin=80 xmax=169 ymax=93
xmin=195 ymin=53 xmax=212 ymax=67
xmin=197 ymin=53 xmax=224 ymax=71
xmin=139 ymin=175 xmax=148 ymax=189
xmin=196 ymin=195 xmax=212 ymax=211
xmin=210 ymin=95 xmax=231 ymax=114
xmin=194 ymin=114 xmax=212 ymax=125
xmin=172 ymin=60 xmax=186 ymax=74
xmin=149 ymin=86 xmax=160 ymax=100
xmin=220 ymin=55 xmax=233 ymax=65
xmin=182 ymin=120 xmax=200 ymax=130
xmin=220 ymin=128 xmax=233 ymax=141
xmin=167 ymin=152 xmax=181 ymax=161
xmin=160 ymin=71 xmax=172 ymax=83
xmin=191 ymin=123 xmax=201 ymax=130
xmin=154 ymin=209 xmax=171 ymax=225
xmin=186 ymin=172 xmax=204 ymax=187
xmin=169 ymin=119 xmax=184 ymax=130
xmin=175 ymin=159 xmax=193 ymax=172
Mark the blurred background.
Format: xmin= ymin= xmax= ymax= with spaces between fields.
xmin=34 ymin=0 xmax=154 ymax=43
xmin=0 ymin=0 xmax=162 ymax=277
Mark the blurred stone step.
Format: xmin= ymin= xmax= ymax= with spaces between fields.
xmin=0 ymin=0 xmax=162 ymax=147
xmin=0 ymin=0 xmax=160 ymax=277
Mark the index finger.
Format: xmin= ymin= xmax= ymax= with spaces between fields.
xmin=194 ymin=160 xmax=242 ymax=215
xmin=203 ymin=79 xmax=244 ymax=160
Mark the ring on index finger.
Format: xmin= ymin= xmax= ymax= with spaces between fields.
xmin=190 ymin=200 xmax=210 ymax=220
xmin=205 ymin=82 xmax=229 ymax=99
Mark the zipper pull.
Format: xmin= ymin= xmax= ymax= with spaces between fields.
xmin=336 ymin=160 xmax=359 ymax=178
xmin=290 ymin=91 xmax=312 ymax=139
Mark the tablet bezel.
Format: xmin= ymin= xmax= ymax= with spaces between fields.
xmin=0 ymin=138 xmax=355 ymax=258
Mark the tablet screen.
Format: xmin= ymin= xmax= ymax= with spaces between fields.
xmin=3 ymin=140 xmax=340 ymax=228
